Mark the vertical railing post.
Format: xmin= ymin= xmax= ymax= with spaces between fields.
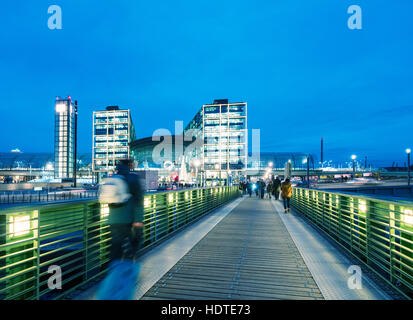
xmin=34 ymin=209 xmax=40 ymax=300
xmin=154 ymin=193 xmax=160 ymax=242
xmin=83 ymin=202 xmax=89 ymax=282
xmin=322 ymin=192 xmax=326 ymax=231
xmin=338 ymin=195 xmax=343 ymax=244
xmin=349 ymin=197 xmax=359 ymax=252
xmin=388 ymin=203 xmax=396 ymax=284
xmin=366 ymin=200 xmax=372 ymax=266
xmin=5 ymin=209 xmax=38 ymax=299
xmin=325 ymin=193 xmax=330 ymax=234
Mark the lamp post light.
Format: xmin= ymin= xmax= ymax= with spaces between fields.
xmin=287 ymin=159 xmax=292 ymax=178
xmin=306 ymin=156 xmax=310 ymax=188
xmin=351 ymin=155 xmax=357 ymax=169
xmin=351 ymin=155 xmax=357 ymax=178
xmin=407 ymin=149 xmax=411 ymax=186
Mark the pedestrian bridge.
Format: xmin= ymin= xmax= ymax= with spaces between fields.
xmin=0 ymin=187 xmax=412 ymax=300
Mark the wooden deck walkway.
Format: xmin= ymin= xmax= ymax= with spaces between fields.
xmin=142 ymin=197 xmax=324 ymax=300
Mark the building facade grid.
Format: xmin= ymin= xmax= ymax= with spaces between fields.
xmin=92 ymin=108 xmax=135 ymax=177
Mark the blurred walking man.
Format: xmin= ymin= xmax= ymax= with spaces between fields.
xmin=97 ymin=159 xmax=144 ymax=299
xmin=107 ymin=159 xmax=144 ymax=262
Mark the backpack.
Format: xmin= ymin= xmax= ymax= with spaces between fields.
xmin=98 ymin=175 xmax=132 ymax=205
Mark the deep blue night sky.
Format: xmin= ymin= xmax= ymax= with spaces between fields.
xmin=1 ymin=1 xmax=412 ymax=167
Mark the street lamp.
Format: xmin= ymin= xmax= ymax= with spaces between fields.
xmin=351 ymin=155 xmax=357 ymax=177
xmin=306 ymin=156 xmax=310 ymax=188
xmin=406 ymin=149 xmax=411 ymax=186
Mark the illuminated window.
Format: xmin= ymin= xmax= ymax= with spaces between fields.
xmin=56 ymin=103 xmax=67 ymax=113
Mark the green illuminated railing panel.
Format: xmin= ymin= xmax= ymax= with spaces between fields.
xmin=291 ymin=187 xmax=413 ymax=299
xmin=0 ymin=186 xmax=240 ymax=300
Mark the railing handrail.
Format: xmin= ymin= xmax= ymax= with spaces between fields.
xmin=297 ymin=187 xmax=413 ymax=208
xmin=0 ymin=187 xmax=226 ymax=211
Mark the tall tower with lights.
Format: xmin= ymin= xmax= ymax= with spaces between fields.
xmin=54 ymin=96 xmax=76 ymax=180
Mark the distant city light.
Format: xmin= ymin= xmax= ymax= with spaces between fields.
xmin=193 ymin=159 xmax=201 ymax=167
xmin=45 ymin=162 xmax=53 ymax=171
xmin=268 ymin=162 xmax=273 ymax=167
xmin=351 ymin=155 xmax=357 ymax=160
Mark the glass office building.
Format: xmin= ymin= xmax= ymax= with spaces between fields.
xmin=54 ymin=97 xmax=76 ymax=179
xmin=185 ymin=99 xmax=247 ymax=185
xmin=92 ymin=106 xmax=135 ymax=179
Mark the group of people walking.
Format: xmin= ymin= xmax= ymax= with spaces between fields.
xmin=239 ymin=176 xmax=292 ymax=213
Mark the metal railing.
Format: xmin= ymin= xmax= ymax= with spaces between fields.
xmin=291 ymin=187 xmax=413 ymax=299
xmin=0 ymin=186 xmax=240 ymax=300
xmin=0 ymin=190 xmax=99 ymax=205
